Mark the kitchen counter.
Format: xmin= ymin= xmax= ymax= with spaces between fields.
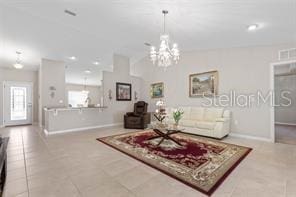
xmin=43 ymin=106 xmax=122 ymax=135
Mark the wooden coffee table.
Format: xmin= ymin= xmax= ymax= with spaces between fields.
xmin=147 ymin=126 xmax=184 ymax=147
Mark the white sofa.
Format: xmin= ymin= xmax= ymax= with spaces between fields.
xmin=163 ymin=107 xmax=231 ymax=139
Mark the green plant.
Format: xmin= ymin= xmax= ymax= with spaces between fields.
xmin=173 ymin=109 xmax=184 ymax=125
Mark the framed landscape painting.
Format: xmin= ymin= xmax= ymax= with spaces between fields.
xmin=116 ymin=82 xmax=132 ymax=101
xmin=151 ymin=82 xmax=164 ymax=98
xmin=189 ymin=71 xmax=218 ymax=97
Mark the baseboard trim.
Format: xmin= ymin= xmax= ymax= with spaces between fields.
xmin=275 ymin=122 xmax=296 ymax=126
xmin=43 ymin=123 xmax=123 ymax=136
xmin=33 ymin=122 xmax=39 ymax=126
xmin=229 ymin=133 xmax=272 ymax=142
xmin=44 ymin=129 xmax=49 ymax=135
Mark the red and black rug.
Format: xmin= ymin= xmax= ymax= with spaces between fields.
xmin=97 ymin=130 xmax=251 ymax=196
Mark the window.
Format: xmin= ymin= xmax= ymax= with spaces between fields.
xmin=10 ymin=87 xmax=27 ymax=120
xmin=68 ymin=91 xmax=89 ymax=107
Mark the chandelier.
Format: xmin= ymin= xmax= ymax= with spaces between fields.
xmin=150 ymin=10 xmax=180 ymax=68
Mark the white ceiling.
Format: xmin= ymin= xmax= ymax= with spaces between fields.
xmin=0 ymin=0 xmax=295 ymax=85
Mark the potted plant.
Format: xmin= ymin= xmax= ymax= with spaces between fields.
xmin=173 ymin=109 xmax=184 ymax=127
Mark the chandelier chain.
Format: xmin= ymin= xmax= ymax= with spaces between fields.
xmin=163 ymin=11 xmax=166 ymax=34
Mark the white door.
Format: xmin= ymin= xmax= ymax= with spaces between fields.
xmin=3 ymin=81 xmax=33 ymax=126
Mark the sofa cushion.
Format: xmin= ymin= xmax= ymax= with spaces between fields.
xmin=165 ymin=108 xmax=173 ymax=119
xmin=179 ymin=107 xmax=191 ymax=119
xmin=204 ymin=108 xmax=224 ymax=122
xmin=195 ymin=121 xmax=216 ymax=130
xmin=184 ymin=128 xmax=213 ymax=137
xmin=179 ymin=120 xmax=196 ymax=127
xmin=190 ymin=107 xmax=204 ymax=121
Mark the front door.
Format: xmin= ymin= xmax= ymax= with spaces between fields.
xmin=3 ymin=81 xmax=33 ymax=126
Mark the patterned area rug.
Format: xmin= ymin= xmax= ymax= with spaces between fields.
xmin=97 ymin=130 xmax=251 ymax=196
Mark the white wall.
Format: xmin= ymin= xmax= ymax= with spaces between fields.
xmin=0 ymin=68 xmax=39 ymax=124
xmin=39 ymin=59 xmax=66 ymax=125
xmin=65 ymin=84 xmax=102 ymax=106
xmin=40 ymin=59 xmax=66 ymax=108
xmin=102 ymin=54 xmax=143 ymax=124
xmin=274 ymin=74 xmax=296 ymax=124
xmin=132 ymin=44 xmax=296 ymax=139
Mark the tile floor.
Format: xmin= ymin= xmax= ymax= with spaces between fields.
xmin=1 ymin=125 xmax=296 ymax=197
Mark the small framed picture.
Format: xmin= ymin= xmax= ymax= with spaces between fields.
xmin=151 ymin=82 xmax=164 ymax=98
xmin=116 ymin=82 xmax=132 ymax=101
xmin=189 ymin=71 xmax=218 ymax=97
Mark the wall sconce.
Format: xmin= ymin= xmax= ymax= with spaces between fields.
xmin=108 ymin=89 xmax=112 ymax=100
xmin=49 ymin=86 xmax=56 ymax=98
xmin=134 ymin=91 xmax=138 ymax=101
xmin=53 ymin=109 xmax=58 ymax=116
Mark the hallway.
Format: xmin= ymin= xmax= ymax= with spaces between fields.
xmin=275 ymin=124 xmax=296 ymax=145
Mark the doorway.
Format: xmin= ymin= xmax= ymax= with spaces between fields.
xmin=3 ymin=81 xmax=33 ymax=126
xmin=270 ymin=60 xmax=296 ymax=145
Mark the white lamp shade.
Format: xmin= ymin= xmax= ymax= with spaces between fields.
xmin=14 ymin=63 xmax=24 ymax=69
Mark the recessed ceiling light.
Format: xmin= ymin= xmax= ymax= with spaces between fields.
xmin=14 ymin=63 xmax=24 ymax=69
xmin=84 ymin=69 xmax=91 ymax=74
xmin=93 ymin=61 xmax=100 ymax=65
xmin=69 ymin=56 xmax=76 ymax=60
xmin=247 ymin=24 xmax=259 ymax=31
